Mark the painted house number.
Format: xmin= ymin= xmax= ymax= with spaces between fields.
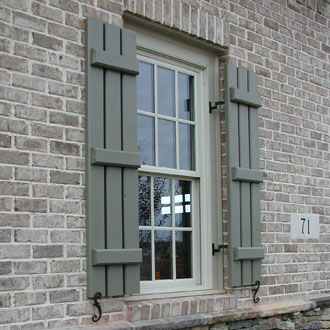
xmin=291 ymin=214 xmax=319 ymax=239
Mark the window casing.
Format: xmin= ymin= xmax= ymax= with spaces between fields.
xmin=128 ymin=21 xmax=222 ymax=294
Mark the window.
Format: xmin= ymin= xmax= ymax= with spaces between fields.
xmin=129 ymin=22 xmax=223 ymax=294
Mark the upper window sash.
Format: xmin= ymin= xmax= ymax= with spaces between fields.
xmin=137 ymin=55 xmax=200 ymax=176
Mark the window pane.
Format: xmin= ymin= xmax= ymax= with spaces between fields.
xmin=139 ymin=230 xmax=152 ymax=280
xmin=157 ymin=67 xmax=175 ymax=117
xmin=176 ymin=231 xmax=192 ymax=279
xmin=137 ymin=62 xmax=154 ymax=113
xmin=175 ymin=180 xmax=191 ymax=227
xmin=179 ymin=123 xmax=195 ymax=170
xmin=178 ymin=73 xmax=194 ymax=120
xmin=138 ymin=115 xmax=155 ymax=166
xmin=154 ymin=177 xmax=172 ymax=227
xmin=138 ymin=175 xmax=151 ymax=226
xmin=158 ymin=119 xmax=176 ymax=168
xmin=155 ymin=230 xmax=172 ymax=280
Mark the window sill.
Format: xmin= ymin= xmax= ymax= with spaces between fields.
xmin=123 ymin=289 xmax=226 ymax=302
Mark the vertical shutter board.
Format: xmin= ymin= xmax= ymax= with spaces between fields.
xmin=86 ymin=18 xmax=106 ymax=297
xmin=237 ymin=68 xmax=252 ymax=286
xmin=104 ymin=24 xmax=124 ymax=296
xmin=248 ymin=71 xmax=262 ymax=282
xmin=225 ymin=64 xmax=242 ymax=287
xmin=121 ymin=29 xmax=140 ymax=294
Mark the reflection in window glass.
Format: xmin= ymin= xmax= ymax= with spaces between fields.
xmin=175 ymin=180 xmax=191 ymax=227
xmin=138 ymin=115 xmax=155 ymax=166
xmin=179 ymin=123 xmax=195 ymax=170
xmin=154 ymin=177 xmax=172 ymax=227
xmin=155 ymin=230 xmax=172 ymax=280
xmin=138 ymin=176 xmax=151 ymax=226
xmin=137 ymin=62 xmax=154 ymax=113
xmin=178 ymin=73 xmax=194 ymax=120
xmin=176 ymin=231 xmax=192 ymax=279
xmin=158 ymin=119 xmax=176 ymax=168
xmin=139 ymin=230 xmax=152 ymax=280
xmin=157 ymin=67 xmax=175 ymax=117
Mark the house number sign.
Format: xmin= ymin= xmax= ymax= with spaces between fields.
xmin=291 ymin=214 xmax=319 ymax=239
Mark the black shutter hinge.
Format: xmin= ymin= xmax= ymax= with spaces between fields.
xmin=209 ymin=100 xmax=225 ymax=113
xmin=253 ymin=280 xmax=261 ymax=303
xmin=212 ymin=243 xmax=228 ymax=255
xmin=92 ymin=292 xmax=102 ymax=322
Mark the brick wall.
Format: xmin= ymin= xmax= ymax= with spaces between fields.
xmin=0 ymin=0 xmax=329 ymax=328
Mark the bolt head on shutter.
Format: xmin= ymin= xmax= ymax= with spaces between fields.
xmin=225 ymin=63 xmax=265 ymax=287
xmin=85 ymin=18 xmax=142 ymax=297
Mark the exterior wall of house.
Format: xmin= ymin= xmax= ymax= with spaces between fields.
xmin=0 ymin=0 xmax=329 ymax=328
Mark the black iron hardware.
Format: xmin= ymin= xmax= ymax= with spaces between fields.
xmin=92 ymin=292 xmax=102 ymax=322
xmin=253 ymin=280 xmax=260 ymax=304
xmin=212 ymin=243 xmax=228 ymax=255
xmin=209 ymin=100 xmax=225 ymax=113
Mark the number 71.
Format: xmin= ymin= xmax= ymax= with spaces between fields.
xmin=301 ymin=218 xmax=310 ymax=234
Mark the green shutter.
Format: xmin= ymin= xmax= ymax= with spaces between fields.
xmin=225 ymin=63 xmax=265 ymax=287
xmin=86 ymin=18 xmax=141 ymax=297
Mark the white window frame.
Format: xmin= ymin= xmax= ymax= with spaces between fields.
xmin=126 ymin=20 xmax=223 ymax=296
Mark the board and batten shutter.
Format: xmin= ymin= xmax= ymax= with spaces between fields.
xmin=225 ymin=63 xmax=265 ymax=287
xmin=85 ymin=18 xmax=142 ymax=297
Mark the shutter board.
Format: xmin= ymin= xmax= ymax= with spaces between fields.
xmin=86 ymin=18 xmax=106 ymax=297
xmin=86 ymin=18 xmax=141 ymax=298
xmin=121 ymin=28 xmax=140 ymax=295
xmin=225 ymin=63 xmax=264 ymax=287
xmin=104 ymin=23 xmax=124 ymax=297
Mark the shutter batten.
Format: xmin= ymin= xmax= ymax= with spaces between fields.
xmin=225 ymin=63 xmax=264 ymax=287
xmin=86 ymin=18 xmax=141 ymax=298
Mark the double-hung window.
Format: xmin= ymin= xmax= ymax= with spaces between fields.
xmin=131 ymin=23 xmax=222 ymax=294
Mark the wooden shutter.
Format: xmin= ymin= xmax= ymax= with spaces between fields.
xmin=85 ymin=18 xmax=142 ymax=297
xmin=225 ymin=63 xmax=265 ymax=287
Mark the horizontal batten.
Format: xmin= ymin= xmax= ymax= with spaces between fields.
xmin=92 ymin=249 xmax=142 ymax=266
xmin=233 ymin=247 xmax=264 ymax=261
xmin=91 ymin=148 xmax=140 ymax=168
xmin=90 ymin=48 xmax=139 ymax=75
xmin=230 ymin=87 xmax=262 ymax=108
xmin=232 ymin=167 xmax=264 ymax=183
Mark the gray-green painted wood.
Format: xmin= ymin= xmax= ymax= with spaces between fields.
xmin=92 ymin=249 xmax=143 ymax=266
xmin=121 ymin=28 xmax=141 ymax=295
xmin=248 ymin=70 xmax=263 ymax=283
xmin=91 ymin=49 xmax=139 ymax=75
xmin=229 ymin=87 xmax=262 ymax=108
xmin=104 ymin=23 xmax=124 ymax=297
xmin=238 ymin=68 xmax=252 ymax=286
xmin=225 ymin=64 xmax=241 ymax=287
xmin=86 ymin=18 xmax=106 ymax=297
xmin=232 ymin=167 xmax=264 ymax=183
xmin=86 ymin=19 xmax=141 ymax=297
xmin=233 ymin=247 xmax=265 ymax=261
xmin=225 ymin=63 xmax=264 ymax=287
xmin=90 ymin=148 xmax=140 ymax=168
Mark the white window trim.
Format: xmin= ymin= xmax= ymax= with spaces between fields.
xmin=126 ymin=20 xmax=223 ymax=296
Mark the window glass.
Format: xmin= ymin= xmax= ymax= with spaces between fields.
xmin=178 ymin=73 xmax=194 ymax=120
xmin=175 ymin=180 xmax=191 ymax=227
xmin=157 ymin=66 xmax=175 ymax=117
xmin=179 ymin=124 xmax=195 ymax=170
xmin=138 ymin=175 xmax=151 ymax=226
xmin=158 ymin=119 xmax=176 ymax=168
xmin=138 ymin=115 xmax=155 ymax=166
xmin=155 ymin=230 xmax=173 ymax=280
xmin=138 ymin=175 xmax=193 ymax=281
xmin=137 ymin=61 xmax=154 ymax=113
xmin=139 ymin=230 xmax=152 ymax=280
xmin=176 ymin=231 xmax=192 ymax=279
xmin=154 ymin=177 xmax=172 ymax=227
